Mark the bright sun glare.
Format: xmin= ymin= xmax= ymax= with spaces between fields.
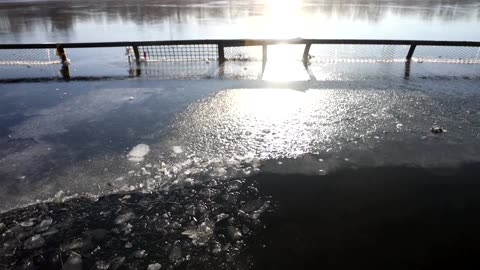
xmin=258 ymin=0 xmax=311 ymax=81
xmin=262 ymin=0 xmax=303 ymax=37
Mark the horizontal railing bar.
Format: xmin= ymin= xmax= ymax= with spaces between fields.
xmin=1 ymin=39 xmax=480 ymax=49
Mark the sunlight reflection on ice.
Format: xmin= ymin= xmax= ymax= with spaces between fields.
xmin=262 ymin=45 xmax=310 ymax=82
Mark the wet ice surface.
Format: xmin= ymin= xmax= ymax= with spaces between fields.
xmin=1 ymin=76 xmax=480 ymax=210
xmin=1 ymin=73 xmax=480 ymax=268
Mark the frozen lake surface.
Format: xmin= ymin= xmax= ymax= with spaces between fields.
xmin=1 ymin=75 xmax=480 ymax=269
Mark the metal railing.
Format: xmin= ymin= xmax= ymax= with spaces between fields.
xmin=1 ymin=39 xmax=480 ymax=64
xmin=1 ymin=39 xmax=479 ymax=81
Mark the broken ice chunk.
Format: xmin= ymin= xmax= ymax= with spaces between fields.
xmin=35 ymin=218 xmax=53 ymax=232
xmin=182 ymin=220 xmax=214 ymax=246
xmin=133 ymin=250 xmax=147 ymax=258
xmin=64 ymin=253 xmax=82 ymax=270
xmin=20 ymin=219 xmax=36 ymax=227
xmin=226 ymin=226 xmax=242 ymax=241
xmin=215 ymin=213 xmax=229 ymax=223
xmin=128 ymin=144 xmax=150 ymax=162
xmin=169 ymin=243 xmax=182 ymax=262
xmin=24 ymin=235 xmax=45 ymax=249
xmin=96 ymin=261 xmax=110 ymax=270
xmin=172 ymin=146 xmax=183 ymax=154
xmin=114 ymin=212 xmax=135 ymax=225
xmin=251 ymin=202 xmax=270 ymax=220
xmin=211 ymin=242 xmax=221 ymax=254
xmin=111 ymin=257 xmax=126 ymax=270
xmin=147 ymin=263 xmax=162 ymax=270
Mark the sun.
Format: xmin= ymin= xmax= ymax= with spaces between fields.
xmin=261 ymin=0 xmax=303 ymax=38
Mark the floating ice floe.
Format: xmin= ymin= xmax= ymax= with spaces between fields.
xmin=182 ymin=220 xmax=215 ymax=246
xmin=114 ymin=212 xmax=135 ymax=225
xmin=128 ymin=144 xmax=150 ymax=162
xmin=147 ymin=263 xmax=162 ymax=270
xmin=95 ymin=261 xmax=110 ymax=270
xmin=110 ymin=257 xmax=125 ymax=269
xmin=0 ymin=174 xmax=272 ymax=269
xmin=215 ymin=213 xmax=229 ymax=223
xmin=23 ymin=235 xmax=45 ymax=249
xmin=169 ymin=244 xmax=183 ymax=262
xmin=227 ymin=226 xmax=242 ymax=241
xmin=20 ymin=219 xmax=36 ymax=227
xmin=35 ymin=217 xmax=53 ymax=232
xmin=431 ymin=126 xmax=447 ymax=134
xmin=133 ymin=249 xmax=147 ymax=258
xmin=64 ymin=253 xmax=82 ymax=270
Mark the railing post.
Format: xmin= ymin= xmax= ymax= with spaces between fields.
xmin=262 ymin=44 xmax=268 ymax=62
xmin=60 ymin=64 xmax=70 ymax=81
xmin=404 ymin=60 xmax=411 ymax=80
xmin=302 ymin=42 xmax=312 ymax=67
xmin=406 ymin=44 xmax=416 ymax=61
xmin=259 ymin=43 xmax=268 ymax=79
xmin=218 ymin=44 xmax=225 ymax=64
xmin=56 ymin=43 xmax=69 ymax=64
xmin=56 ymin=43 xmax=70 ymax=80
xmin=133 ymin=45 xmax=140 ymax=64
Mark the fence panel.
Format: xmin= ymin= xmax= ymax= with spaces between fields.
xmin=412 ymin=46 xmax=480 ymax=64
xmin=308 ymin=44 xmax=410 ymax=63
xmin=0 ymin=48 xmax=60 ymax=65
xmin=133 ymin=44 xmax=218 ymax=62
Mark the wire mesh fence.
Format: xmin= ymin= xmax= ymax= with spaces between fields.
xmin=220 ymin=61 xmax=264 ymax=80
xmin=0 ymin=49 xmax=60 ymax=65
xmin=132 ymin=45 xmax=219 ymax=62
xmin=224 ymin=46 xmax=263 ymax=61
xmin=126 ymin=43 xmax=480 ymax=64
xmin=412 ymin=46 xmax=480 ymax=64
xmin=308 ymin=44 xmax=411 ymax=63
xmin=0 ymin=40 xmax=479 ymax=81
